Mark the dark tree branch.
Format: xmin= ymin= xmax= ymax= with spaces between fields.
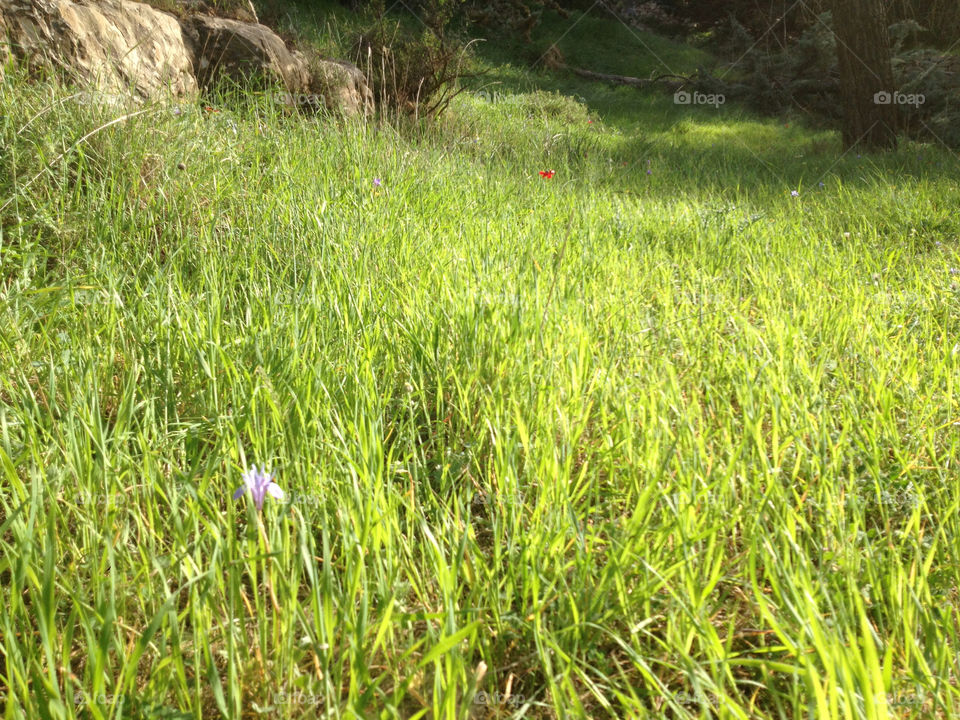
xmin=564 ymin=66 xmax=693 ymax=89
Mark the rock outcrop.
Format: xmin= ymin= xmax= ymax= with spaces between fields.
xmin=0 ymin=0 xmax=373 ymax=116
xmin=180 ymin=14 xmax=309 ymax=92
xmin=176 ymin=0 xmax=258 ymax=24
xmin=311 ymin=58 xmax=374 ymax=117
xmin=0 ymin=0 xmax=196 ymax=97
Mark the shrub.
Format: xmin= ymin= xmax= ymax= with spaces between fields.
xmin=353 ymin=14 xmax=477 ymax=119
xmin=698 ymin=12 xmax=960 ymax=147
xmin=894 ymin=44 xmax=960 ymax=148
xmin=662 ymin=0 xmax=960 ymax=48
xmin=460 ymin=0 xmax=571 ymax=41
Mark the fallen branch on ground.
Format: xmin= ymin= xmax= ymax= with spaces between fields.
xmin=564 ymin=66 xmax=692 ymax=89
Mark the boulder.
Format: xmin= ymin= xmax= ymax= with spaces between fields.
xmin=0 ymin=0 xmax=374 ymax=116
xmin=0 ymin=12 xmax=8 ymax=71
xmin=0 ymin=0 xmax=196 ymax=98
xmin=179 ymin=14 xmax=309 ymax=92
xmin=175 ymin=0 xmax=258 ymax=24
xmin=310 ymin=58 xmax=374 ymax=117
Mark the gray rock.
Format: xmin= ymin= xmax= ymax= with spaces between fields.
xmin=0 ymin=0 xmax=375 ymax=116
xmin=0 ymin=0 xmax=196 ymax=98
xmin=179 ymin=14 xmax=309 ymax=91
xmin=310 ymin=58 xmax=374 ymax=117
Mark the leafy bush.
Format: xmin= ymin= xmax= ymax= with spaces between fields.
xmin=887 ymin=0 xmax=960 ymax=48
xmin=697 ymin=13 xmax=960 ymax=147
xmin=341 ymin=0 xmax=466 ymax=37
xmin=354 ymin=18 xmax=476 ymax=118
xmin=460 ymin=0 xmax=571 ymax=41
xmin=661 ymin=0 xmax=959 ymax=48
xmin=894 ymin=43 xmax=960 ymax=148
xmin=699 ymin=13 xmax=839 ymax=120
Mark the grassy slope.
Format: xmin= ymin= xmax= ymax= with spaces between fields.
xmin=2 ymin=5 xmax=960 ymax=720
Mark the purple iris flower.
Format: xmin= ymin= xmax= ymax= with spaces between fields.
xmin=233 ymin=465 xmax=284 ymax=510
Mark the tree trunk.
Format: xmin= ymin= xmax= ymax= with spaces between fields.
xmin=831 ymin=0 xmax=898 ymax=151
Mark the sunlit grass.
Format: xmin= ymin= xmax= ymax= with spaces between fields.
xmin=1 ymin=48 xmax=960 ymax=720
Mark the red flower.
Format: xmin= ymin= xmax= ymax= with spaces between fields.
xmin=538 ymin=170 xmax=555 ymax=179
xmin=204 ymin=106 xmax=221 ymax=113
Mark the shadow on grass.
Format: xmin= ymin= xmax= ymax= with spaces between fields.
xmin=457 ymin=6 xmax=960 ymax=199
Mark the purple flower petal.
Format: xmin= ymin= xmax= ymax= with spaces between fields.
xmin=233 ymin=464 xmax=283 ymax=511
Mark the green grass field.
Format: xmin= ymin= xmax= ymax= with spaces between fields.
xmin=2 ymin=6 xmax=960 ymax=719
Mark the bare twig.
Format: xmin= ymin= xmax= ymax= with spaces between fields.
xmin=565 ymin=66 xmax=693 ymax=89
